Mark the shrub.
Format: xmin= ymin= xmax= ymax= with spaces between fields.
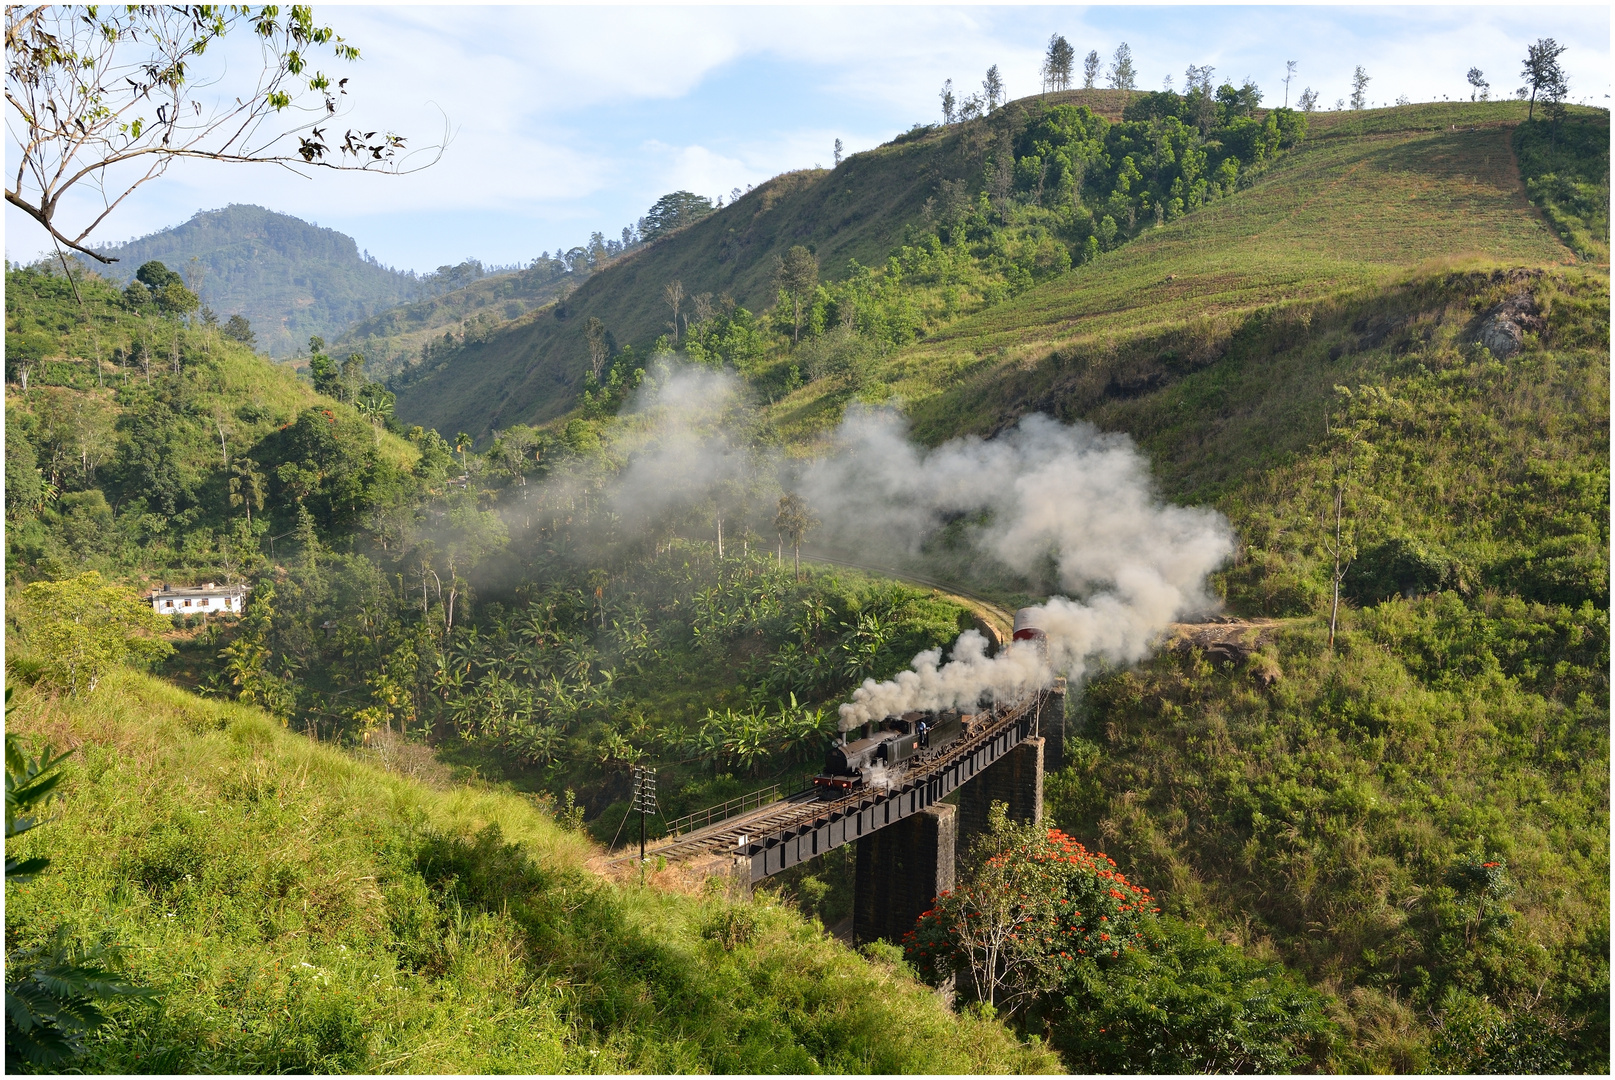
xmin=9 ymin=572 xmax=172 ymax=693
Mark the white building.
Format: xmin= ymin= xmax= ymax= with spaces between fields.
xmin=149 ymin=582 xmax=250 ymax=617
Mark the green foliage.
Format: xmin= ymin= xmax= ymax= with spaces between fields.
xmin=4 ymin=263 xmax=420 ymax=579
xmin=8 ymin=572 xmax=173 ymax=693
xmin=1 ymin=674 xmax=1057 ymax=1073
xmin=1514 ymin=109 xmax=1609 ymax=261
xmin=905 ymin=806 xmax=1334 ymax=1072
xmin=6 ymin=721 xmax=154 ymax=1073
xmin=1050 ymin=916 xmax=1334 ymax=1073
xmin=5 ymin=719 xmax=72 ymax=882
xmin=6 ymin=932 xmax=155 ymax=1074
xmin=641 ymin=190 xmax=716 ymax=242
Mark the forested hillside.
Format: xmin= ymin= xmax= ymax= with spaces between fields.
xmin=77 ymin=205 xmax=500 ymax=358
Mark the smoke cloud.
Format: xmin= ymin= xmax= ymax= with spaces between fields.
xmin=811 ymin=407 xmax=1234 ymax=730
xmin=515 ymin=362 xmax=1233 ymax=731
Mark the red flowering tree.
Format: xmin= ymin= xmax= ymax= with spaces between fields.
xmin=904 ymin=802 xmax=1160 ymax=1013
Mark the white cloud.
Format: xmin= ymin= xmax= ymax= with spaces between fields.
xmin=7 ymin=5 xmax=1608 ymax=269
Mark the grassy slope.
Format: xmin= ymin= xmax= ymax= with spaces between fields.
xmin=4 ymin=269 xmax=418 ymax=475
xmin=770 ymin=103 xmax=1577 ymax=447
xmin=4 ymin=672 xmax=1055 ymax=1074
xmin=390 ymin=121 xmax=1011 ymax=441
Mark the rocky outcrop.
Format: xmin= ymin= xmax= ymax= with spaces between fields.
xmin=1477 ymin=291 xmax=1545 ymax=359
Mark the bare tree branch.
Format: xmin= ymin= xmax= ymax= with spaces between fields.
xmin=6 ymin=5 xmax=442 ymax=261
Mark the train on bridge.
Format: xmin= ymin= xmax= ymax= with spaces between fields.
xmin=812 ymin=608 xmax=1049 ymax=795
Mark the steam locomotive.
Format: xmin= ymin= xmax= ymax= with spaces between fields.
xmin=812 ymin=708 xmax=973 ymax=794
xmin=812 ymin=608 xmax=1046 ymax=794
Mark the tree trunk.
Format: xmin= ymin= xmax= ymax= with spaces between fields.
xmin=1328 ymin=486 xmax=1344 ymax=650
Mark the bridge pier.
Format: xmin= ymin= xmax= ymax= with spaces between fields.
xmin=958 ymin=735 xmax=1044 ymax=847
xmin=853 ymin=802 xmax=956 ymax=945
xmin=1039 ymin=678 xmax=1067 ymax=772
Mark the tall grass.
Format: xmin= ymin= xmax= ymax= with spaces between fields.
xmin=4 ymin=669 xmax=1056 ymax=1073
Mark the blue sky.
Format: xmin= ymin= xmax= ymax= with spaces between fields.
xmin=6 ymin=4 xmax=1609 ymax=273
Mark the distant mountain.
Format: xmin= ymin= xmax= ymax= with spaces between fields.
xmin=82 ymin=204 xmax=485 ymax=358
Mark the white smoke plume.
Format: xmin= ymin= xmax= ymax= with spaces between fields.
xmin=607 ymin=363 xmax=755 ymax=531
xmin=860 ymin=762 xmax=902 ymax=793
xmin=510 ymin=362 xmax=1232 ymax=733
xmin=821 ymin=408 xmax=1233 ymax=730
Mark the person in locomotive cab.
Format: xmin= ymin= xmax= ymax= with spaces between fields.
xmin=917 ymin=717 xmax=930 ymax=749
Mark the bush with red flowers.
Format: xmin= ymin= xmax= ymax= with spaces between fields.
xmin=904 ymin=804 xmax=1160 ymax=1011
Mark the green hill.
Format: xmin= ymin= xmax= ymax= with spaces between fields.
xmin=78 ymin=205 xmax=484 ymax=359
xmin=5 ymin=90 xmax=1607 ymax=1074
xmin=778 ymin=102 xmax=1581 ymax=445
xmin=3 ymin=670 xmax=1053 ymax=1073
xmin=387 ymin=117 xmax=1041 ymax=439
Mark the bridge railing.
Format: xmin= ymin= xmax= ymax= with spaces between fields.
xmin=664 ymin=783 xmax=782 ymax=837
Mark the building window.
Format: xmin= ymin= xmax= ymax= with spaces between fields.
xmin=165 ymin=600 xmax=174 ymax=608
xmin=183 ymin=600 xmax=191 ymax=607
xmin=200 ymin=599 xmax=210 ymax=607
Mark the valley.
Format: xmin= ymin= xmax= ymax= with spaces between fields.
xmin=6 ymin=61 xmax=1607 ymax=1076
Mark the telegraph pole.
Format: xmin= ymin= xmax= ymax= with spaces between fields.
xmin=632 ymin=764 xmax=658 ymax=867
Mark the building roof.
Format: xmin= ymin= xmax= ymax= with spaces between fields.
xmin=148 ymin=582 xmax=251 ymax=599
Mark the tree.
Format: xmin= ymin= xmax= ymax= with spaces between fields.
xmin=1298 ymin=86 xmax=1320 ymax=112
xmin=129 ymin=260 xmax=198 ymax=317
xmin=1183 ymin=64 xmax=1217 ymax=133
xmin=1107 ymin=43 xmax=1136 ymax=92
xmin=1521 ymin=39 xmax=1567 ymax=122
xmin=5 ymin=6 xmax=420 ymax=263
xmin=939 ymin=79 xmax=957 ymax=124
xmin=307 ymin=336 xmax=339 ymax=397
xmin=14 ymin=572 xmax=173 ymax=693
xmin=1320 ymin=396 xmax=1377 ymax=650
xmin=774 ymin=492 xmax=817 ymax=580
xmin=982 ymin=65 xmax=1004 ymax=111
xmin=584 ymin=316 xmax=609 ymax=380
xmin=1350 ymin=65 xmax=1371 ymax=110
xmin=1042 ymin=35 xmax=1075 ymax=94
xmin=905 ymin=805 xmax=1155 ymax=1014
xmin=663 ymin=280 xmax=685 ymax=344
xmin=221 ymin=313 xmax=255 ymax=346
xmin=774 ymin=247 xmax=818 ymax=345
xmin=339 ymin=351 xmax=366 ymax=403
xmin=640 ymin=191 xmax=714 ymax=241
xmin=230 ymin=458 xmax=267 ymax=527
xmin=1082 ymin=50 xmax=1101 ymax=89
xmin=833 ymin=138 xmax=844 ymax=166
xmin=1283 ymin=60 xmax=1298 ymax=107
xmin=1466 ymin=66 xmax=1490 ymax=102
